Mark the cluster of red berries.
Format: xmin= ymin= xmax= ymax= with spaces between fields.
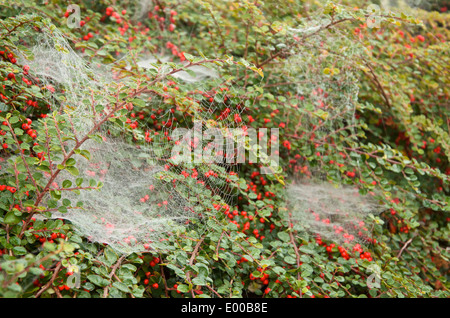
xmin=143 ymin=280 xmax=159 ymax=289
xmin=33 ymin=231 xmax=66 ymax=244
xmin=315 ymin=235 xmax=373 ymax=262
xmin=0 ymin=185 xmax=16 ymax=193
xmin=149 ymin=256 xmax=160 ymax=267
xmin=337 ymin=245 xmax=351 ymax=260
xmin=24 ymin=99 xmax=39 ymax=109
xmin=57 ymin=284 xmax=72 ymax=291
xmin=105 ymin=6 xmax=126 ymax=24
xmin=148 ymin=6 xmax=177 ymax=32
xmin=204 ymin=170 xmax=218 ymax=178
xmin=142 ymin=256 xmax=161 ymax=287
xmin=2 ymin=118 xmax=37 ymax=140
xmin=81 ymin=32 xmax=94 ymax=42
xmin=218 ymin=202 xmax=273 ymax=241
xmin=21 ymin=118 xmax=37 ymax=139
xmin=0 ymin=50 xmax=17 ymax=64
xmin=398 ymin=221 xmax=410 ymax=234
xmin=282 ymin=139 xmax=291 ymax=150
xmin=165 ymin=41 xmax=185 ymax=61
xmin=249 ymin=267 xmax=270 ymax=286
xmin=346 ymin=171 xmax=356 ymax=178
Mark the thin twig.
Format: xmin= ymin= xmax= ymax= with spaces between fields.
xmin=186 ymin=236 xmax=205 ymax=298
xmin=103 ymin=255 xmax=126 ymax=298
xmin=288 ymin=227 xmax=302 ymax=298
xmin=215 ymin=231 xmax=225 ymax=260
xmin=35 ymin=262 xmax=62 ymax=298
xmin=160 ymin=263 xmax=169 ymax=298
xmin=397 ymin=237 xmax=414 ymax=259
xmin=53 ymin=286 xmax=63 ymax=298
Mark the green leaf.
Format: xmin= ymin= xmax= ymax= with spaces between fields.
xmin=58 ymin=206 xmax=68 ymax=213
xmin=113 ymin=282 xmax=131 ymax=293
xmin=300 ymin=264 xmax=314 ymax=277
xmin=66 ymin=166 xmax=79 ymax=176
xmin=177 ymin=284 xmax=190 ymax=293
xmin=4 ymin=211 xmax=21 ymax=225
xmin=76 ymin=178 xmax=83 ymax=186
xmin=192 ymin=277 xmax=207 ymax=286
xmin=12 ymin=246 xmax=27 ymax=255
xmin=62 ymin=180 xmax=72 ymax=188
xmin=105 ymin=247 xmax=118 ymax=265
xmin=284 ymin=256 xmax=297 ymax=265
xmin=132 ymin=286 xmax=145 ymax=298
xmin=299 ymin=245 xmax=315 ymax=254
xmin=9 ymin=116 xmax=19 ymax=124
xmin=65 ymin=158 xmax=76 ymax=166
xmin=131 ymin=98 xmax=146 ymax=108
xmin=87 ymin=274 xmax=109 ymax=287
xmin=277 ymin=232 xmax=290 ymax=242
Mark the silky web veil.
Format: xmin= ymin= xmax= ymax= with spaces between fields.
xmin=281 ymin=9 xmax=385 ymax=248
xmin=16 ymin=22 xmax=248 ymax=255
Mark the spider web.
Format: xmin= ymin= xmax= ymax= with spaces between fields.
xmin=279 ymin=11 xmax=385 ymax=250
xmin=15 ymin=23 xmax=250 ymax=255
xmin=285 ymin=180 xmax=384 ymax=248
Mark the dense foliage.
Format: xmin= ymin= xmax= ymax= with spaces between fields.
xmin=0 ymin=0 xmax=448 ymax=298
